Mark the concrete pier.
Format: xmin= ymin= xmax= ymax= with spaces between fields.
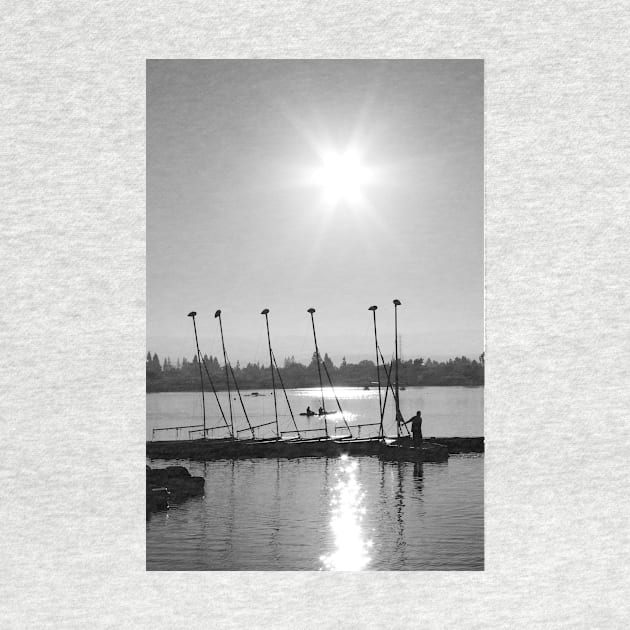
xmin=145 ymin=436 xmax=483 ymax=464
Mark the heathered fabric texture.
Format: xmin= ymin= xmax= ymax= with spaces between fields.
xmin=2 ymin=2 xmax=629 ymax=628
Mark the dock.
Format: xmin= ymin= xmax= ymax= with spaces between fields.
xmin=146 ymin=436 xmax=483 ymax=463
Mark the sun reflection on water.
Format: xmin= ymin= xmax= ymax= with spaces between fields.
xmin=320 ymin=454 xmax=372 ymax=571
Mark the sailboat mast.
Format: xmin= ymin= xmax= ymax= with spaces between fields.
xmin=307 ymin=308 xmax=328 ymax=438
xmin=261 ymin=309 xmax=279 ymax=438
xmin=393 ymin=299 xmax=402 ymax=438
xmin=187 ymin=311 xmax=206 ymax=438
xmin=369 ymin=305 xmax=384 ymax=438
xmin=214 ymin=309 xmax=234 ymax=438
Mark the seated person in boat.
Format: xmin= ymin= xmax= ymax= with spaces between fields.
xmin=404 ymin=410 xmax=423 ymax=447
xmin=306 ymin=406 xmax=313 ymax=416
xmin=318 ymin=406 xmax=324 ymax=416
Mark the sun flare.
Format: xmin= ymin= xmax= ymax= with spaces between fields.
xmin=314 ymin=150 xmax=369 ymax=205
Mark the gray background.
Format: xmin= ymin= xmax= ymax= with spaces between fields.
xmin=2 ymin=2 xmax=629 ymax=628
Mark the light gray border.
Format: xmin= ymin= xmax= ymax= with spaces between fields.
xmin=3 ymin=3 xmax=629 ymax=628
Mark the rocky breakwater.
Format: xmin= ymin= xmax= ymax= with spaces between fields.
xmin=146 ymin=465 xmax=205 ymax=512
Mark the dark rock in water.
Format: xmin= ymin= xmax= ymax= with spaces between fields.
xmin=147 ymin=487 xmax=169 ymax=512
xmin=146 ymin=465 xmax=204 ymax=512
xmin=165 ymin=465 xmax=191 ymax=478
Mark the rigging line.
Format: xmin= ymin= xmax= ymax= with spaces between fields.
xmin=199 ymin=354 xmax=232 ymax=436
xmin=378 ymin=348 xmax=410 ymax=437
xmin=188 ymin=312 xmax=206 ymax=438
xmin=271 ymin=348 xmax=301 ymax=438
xmin=307 ymin=308 xmax=328 ymax=438
xmin=320 ymin=358 xmax=352 ymax=438
xmin=226 ymin=354 xmax=255 ymax=438
xmin=369 ymin=305 xmax=384 ymax=438
xmin=377 ymin=344 xmax=395 ymax=408
xmin=215 ymin=310 xmax=234 ymax=437
xmin=261 ymin=309 xmax=280 ymax=439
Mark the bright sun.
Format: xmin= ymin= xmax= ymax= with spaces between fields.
xmin=314 ymin=150 xmax=368 ymax=205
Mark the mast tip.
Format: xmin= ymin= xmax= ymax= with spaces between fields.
xmin=214 ymin=309 xmax=221 ymax=317
xmin=368 ymin=305 xmax=377 ymax=311
xmin=393 ymin=299 xmax=401 ymax=306
xmin=307 ymin=307 xmax=316 ymax=314
xmin=187 ymin=311 xmax=196 ymax=317
xmin=261 ymin=308 xmax=269 ymax=315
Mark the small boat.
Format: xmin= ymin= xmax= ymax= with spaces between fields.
xmin=299 ymin=409 xmax=337 ymax=417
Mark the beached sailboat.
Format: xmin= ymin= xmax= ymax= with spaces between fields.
xmin=149 ymin=304 xmax=449 ymax=462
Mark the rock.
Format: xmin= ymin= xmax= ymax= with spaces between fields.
xmin=165 ymin=465 xmax=191 ymax=478
xmin=147 ymin=487 xmax=169 ymax=512
xmin=146 ymin=465 xmax=204 ymax=512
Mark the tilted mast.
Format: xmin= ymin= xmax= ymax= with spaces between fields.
xmin=307 ymin=308 xmax=328 ymax=438
xmin=393 ymin=299 xmax=402 ymax=438
xmin=261 ymin=308 xmax=279 ymax=438
xmin=215 ymin=309 xmax=234 ymax=437
xmin=368 ymin=305 xmax=385 ymax=438
xmin=187 ymin=311 xmax=206 ymax=438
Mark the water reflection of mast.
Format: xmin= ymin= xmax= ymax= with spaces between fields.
xmin=227 ymin=459 xmax=235 ymax=562
xmin=413 ymin=462 xmax=424 ymax=493
xmin=270 ymin=458 xmax=280 ymax=563
xmin=394 ymin=462 xmax=406 ymax=557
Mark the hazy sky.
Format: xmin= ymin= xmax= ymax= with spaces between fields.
xmin=147 ymin=60 xmax=483 ymax=366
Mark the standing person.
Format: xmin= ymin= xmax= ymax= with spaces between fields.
xmin=404 ymin=410 xmax=423 ymax=447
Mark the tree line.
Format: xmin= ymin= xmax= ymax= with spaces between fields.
xmin=146 ymin=351 xmax=484 ymax=392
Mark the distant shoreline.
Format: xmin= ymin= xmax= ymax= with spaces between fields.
xmin=147 ymin=353 xmax=484 ymax=393
xmin=147 ymin=383 xmax=484 ymax=394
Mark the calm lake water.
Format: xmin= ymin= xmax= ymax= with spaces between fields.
xmin=147 ymin=386 xmax=483 ymax=440
xmin=146 ymin=455 xmax=483 ymax=571
xmin=146 ymin=387 xmax=483 ymax=571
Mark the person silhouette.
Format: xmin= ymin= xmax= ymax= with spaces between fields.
xmin=404 ymin=410 xmax=423 ymax=447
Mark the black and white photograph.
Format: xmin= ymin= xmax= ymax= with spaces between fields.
xmin=146 ymin=60 xmax=484 ymax=571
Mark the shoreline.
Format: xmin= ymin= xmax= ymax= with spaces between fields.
xmin=147 ymin=384 xmax=485 ymax=394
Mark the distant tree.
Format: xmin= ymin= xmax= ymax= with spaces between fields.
xmin=323 ymin=353 xmax=335 ymax=370
xmin=151 ymin=353 xmax=162 ymax=374
xmin=308 ymin=351 xmax=319 ymax=369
